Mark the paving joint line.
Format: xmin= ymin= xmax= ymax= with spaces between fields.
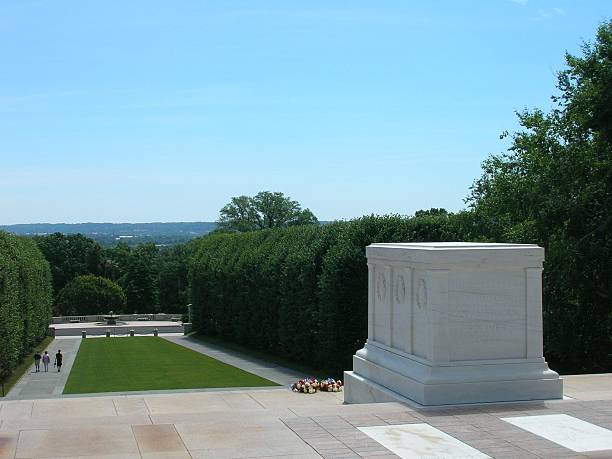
xmin=129 ymin=424 xmax=144 ymax=459
xmin=247 ymin=392 xmax=267 ymax=409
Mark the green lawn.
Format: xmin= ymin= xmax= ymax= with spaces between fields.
xmin=63 ymin=337 xmax=278 ymax=394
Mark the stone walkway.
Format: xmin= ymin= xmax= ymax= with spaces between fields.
xmin=4 ymin=338 xmax=81 ymax=401
xmin=2 ymin=337 xmax=611 ymax=458
xmin=163 ymin=335 xmax=305 ymax=387
xmin=0 ymin=375 xmax=611 ymax=458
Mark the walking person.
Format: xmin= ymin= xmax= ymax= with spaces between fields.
xmin=42 ymin=351 xmax=50 ymax=372
xmin=33 ymin=351 xmax=41 ymax=372
xmin=54 ymin=349 xmax=63 ymax=372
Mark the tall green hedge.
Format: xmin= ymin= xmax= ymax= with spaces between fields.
xmin=0 ymin=232 xmax=53 ymax=382
xmin=190 ymin=214 xmax=478 ymax=374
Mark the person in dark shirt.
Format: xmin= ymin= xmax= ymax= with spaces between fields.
xmin=54 ymin=350 xmax=63 ymax=372
xmin=33 ymin=351 xmax=41 ymax=372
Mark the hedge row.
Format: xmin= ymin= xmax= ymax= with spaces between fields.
xmin=189 ymin=214 xmax=481 ymax=374
xmin=0 ymin=232 xmax=53 ymax=382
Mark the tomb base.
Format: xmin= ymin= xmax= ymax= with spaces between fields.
xmin=344 ymin=342 xmax=562 ymax=406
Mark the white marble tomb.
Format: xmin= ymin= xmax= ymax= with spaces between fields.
xmin=344 ymin=242 xmax=563 ymax=405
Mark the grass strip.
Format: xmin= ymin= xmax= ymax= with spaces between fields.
xmin=63 ymin=336 xmax=279 ymax=394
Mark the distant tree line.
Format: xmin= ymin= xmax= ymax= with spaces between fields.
xmin=0 ymin=222 xmax=218 ymax=248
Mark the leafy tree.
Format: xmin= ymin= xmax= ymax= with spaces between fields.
xmin=468 ymin=21 xmax=612 ymax=372
xmin=56 ymin=275 xmax=125 ymax=316
xmin=217 ymin=191 xmax=318 ymax=232
xmin=34 ymin=233 xmax=102 ymax=301
xmin=101 ymin=242 xmax=131 ymax=282
xmin=414 ymin=208 xmax=449 ymax=218
xmin=121 ymin=243 xmax=159 ymax=313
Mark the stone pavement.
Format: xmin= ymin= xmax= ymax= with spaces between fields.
xmin=163 ymin=335 xmax=305 ymax=387
xmin=0 ymin=374 xmax=610 ymax=458
xmin=4 ymin=338 xmax=82 ymax=401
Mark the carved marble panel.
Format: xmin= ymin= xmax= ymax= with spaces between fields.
xmin=391 ymin=267 xmax=412 ymax=354
xmin=373 ymin=264 xmax=391 ymax=346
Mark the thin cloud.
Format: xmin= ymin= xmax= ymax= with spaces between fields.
xmin=537 ymin=7 xmax=566 ymax=19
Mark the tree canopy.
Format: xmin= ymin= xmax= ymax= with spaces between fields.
xmin=468 ymin=21 xmax=612 ymax=372
xmin=34 ymin=233 xmax=102 ymax=300
xmin=56 ymin=275 xmax=126 ymax=316
xmin=217 ymin=191 xmax=318 ymax=232
xmin=121 ymin=243 xmax=160 ymax=313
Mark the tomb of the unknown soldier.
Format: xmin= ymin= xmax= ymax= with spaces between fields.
xmin=344 ymin=242 xmax=563 ymax=406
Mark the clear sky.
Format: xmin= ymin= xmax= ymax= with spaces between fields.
xmin=0 ymin=1 xmax=609 ymax=224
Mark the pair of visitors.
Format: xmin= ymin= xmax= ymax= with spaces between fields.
xmin=33 ymin=351 xmax=53 ymax=372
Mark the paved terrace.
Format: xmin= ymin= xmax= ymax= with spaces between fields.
xmin=0 ymin=374 xmax=610 ymax=458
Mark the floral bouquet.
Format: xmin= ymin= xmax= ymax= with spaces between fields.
xmin=291 ymin=378 xmax=320 ymax=394
xmin=320 ymin=377 xmax=343 ymax=392
xmin=291 ymin=377 xmax=343 ymax=393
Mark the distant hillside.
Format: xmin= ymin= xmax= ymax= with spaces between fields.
xmin=0 ymin=222 xmax=218 ymax=247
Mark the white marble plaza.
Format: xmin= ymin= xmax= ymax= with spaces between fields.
xmin=345 ymin=242 xmax=563 ymax=406
xmin=358 ymin=423 xmax=490 ymax=459
xmin=502 ymin=414 xmax=612 ymax=452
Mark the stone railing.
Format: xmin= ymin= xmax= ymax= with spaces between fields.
xmin=50 ymin=313 xmax=183 ymax=324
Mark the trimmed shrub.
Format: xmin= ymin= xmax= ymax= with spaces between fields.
xmin=0 ymin=232 xmax=53 ymax=383
xmin=191 ymin=210 xmax=610 ymax=374
xmin=189 ymin=214 xmax=476 ymax=374
xmin=56 ymin=275 xmax=126 ymax=316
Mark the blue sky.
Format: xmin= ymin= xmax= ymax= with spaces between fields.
xmin=0 ymin=1 xmax=609 ymax=224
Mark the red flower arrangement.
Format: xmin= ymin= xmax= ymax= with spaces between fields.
xmin=291 ymin=377 xmax=343 ymax=393
xmin=291 ymin=378 xmax=319 ymax=394
xmin=320 ymin=377 xmax=343 ymax=392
